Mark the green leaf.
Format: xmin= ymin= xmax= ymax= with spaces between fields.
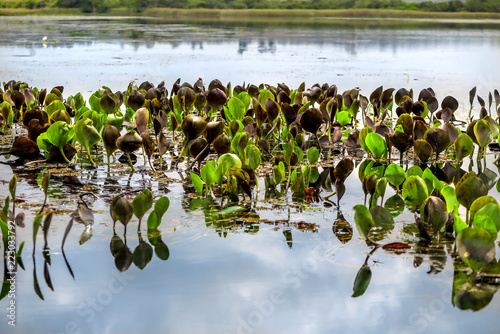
xmin=132 ymin=190 xmax=154 ymax=221
xmin=365 ymin=133 xmax=387 ymax=159
xmin=422 ymin=168 xmax=442 ymax=192
xmin=402 ymin=175 xmax=429 ymax=210
xmin=218 ymin=205 xmax=247 ymax=216
xmin=473 ymin=215 xmax=497 ymax=236
xmin=154 ymin=196 xmax=170 ymax=225
xmin=454 ymin=133 xmax=474 ymax=161
xmin=46 ymin=100 xmax=66 ymax=117
xmin=293 ymin=145 xmax=304 ymax=163
xmin=147 ymin=211 xmax=158 ymax=230
xmin=370 ymin=205 xmax=394 ymax=228
xmin=353 ymin=204 xmax=374 ymax=240
xmin=457 ymin=227 xmax=495 ymax=271
xmin=80 ymin=109 xmax=105 ymax=133
xmin=154 ymin=239 xmax=170 ymax=260
xmin=421 ymin=196 xmax=448 ymax=234
xmin=201 ymin=160 xmax=216 ymax=185
xmin=217 ymin=153 xmax=242 ymax=177
xmin=68 ymin=92 xmax=85 ymax=111
xmin=453 ymin=204 xmax=467 ymax=236
xmin=359 ymin=127 xmax=373 ymax=153
xmin=406 ymin=166 xmax=423 ymax=178
xmin=474 ymin=203 xmax=500 ymax=232
xmin=244 ymin=145 xmax=261 ymax=170
xmin=46 ymin=121 xmax=74 ymax=149
xmin=258 ymin=89 xmax=274 ymax=107
xmin=455 ymin=172 xmax=488 ymax=210
xmin=75 ymin=118 xmax=101 ymax=164
xmin=473 ymin=119 xmax=493 ymax=148
xmin=349 ymin=99 xmax=360 ymax=119
xmin=36 ymin=132 xmax=52 ymax=154
xmin=307 ymin=146 xmax=320 ymax=165
xmin=352 ymin=264 xmax=372 ymax=298
xmin=227 ymin=96 xmax=246 ymax=122
xmin=384 ymin=163 xmax=406 ymax=189
xmin=336 ymin=111 xmax=352 ymax=126
xmin=9 ymin=174 xmax=16 ymax=200
xmin=32 ymin=214 xmax=43 ymax=254
xmin=16 ymin=241 xmax=25 ymax=258
xmin=441 ymin=185 xmax=459 ymax=212
xmin=0 ymin=218 xmax=8 ymax=249
xmin=470 ymin=196 xmax=498 ymax=222
xmin=237 ymin=92 xmax=251 ymax=110
xmin=2 ymin=197 xmax=9 ymax=218
xmin=273 ymin=163 xmax=285 ymax=185
xmin=375 ymin=177 xmax=387 ymax=200
xmin=190 ymin=172 xmax=204 ymax=195
xmin=291 ymin=174 xmax=305 ymax=195
xmin=384 ymin=194 xmax=405 ymax=218
xmin=113 ymin=197 xmax=133 ymax=227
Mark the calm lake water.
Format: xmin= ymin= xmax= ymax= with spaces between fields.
xmin=1 ymin=15 xmax=500 ymax=334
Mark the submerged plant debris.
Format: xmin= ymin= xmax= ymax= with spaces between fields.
xmin=1 ymin=78 xmax=500 ymax=311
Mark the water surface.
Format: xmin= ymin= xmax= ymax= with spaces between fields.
xmin=0 ymin=15 xmax=500 ymax=334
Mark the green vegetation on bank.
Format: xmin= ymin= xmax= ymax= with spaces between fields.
xmin=0 ymin=0 xmax=499 ymax=14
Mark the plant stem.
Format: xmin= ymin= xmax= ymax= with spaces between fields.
xmin=87 ymin=147 xmax=95 ymax=165
xmin=59 ymin=146 xmax=71 ymax=164
xmin=126 ymin=153 xmax=135 ymax=172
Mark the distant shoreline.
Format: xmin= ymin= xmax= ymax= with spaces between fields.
xmin=1 ymin=8 xmax=500 ymax=22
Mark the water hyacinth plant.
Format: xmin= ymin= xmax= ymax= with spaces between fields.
xmin=0 ymin=78 xmax=499 ymax=307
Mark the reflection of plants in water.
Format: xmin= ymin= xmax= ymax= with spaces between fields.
xmin=1 ymin=78 xmax=500 ymax=310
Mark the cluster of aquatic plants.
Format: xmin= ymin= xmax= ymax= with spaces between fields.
xmin=1 ymin=78 xmax=500 ymax=308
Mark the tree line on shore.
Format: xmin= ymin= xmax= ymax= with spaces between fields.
xmin=1 ymin=0 xmax=498 ymax=14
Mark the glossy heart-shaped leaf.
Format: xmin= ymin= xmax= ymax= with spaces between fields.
xmin=365 ymin=133 xmax=387 ymax=159
xmin=402 ymin=175 xmax=429 ymax=210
